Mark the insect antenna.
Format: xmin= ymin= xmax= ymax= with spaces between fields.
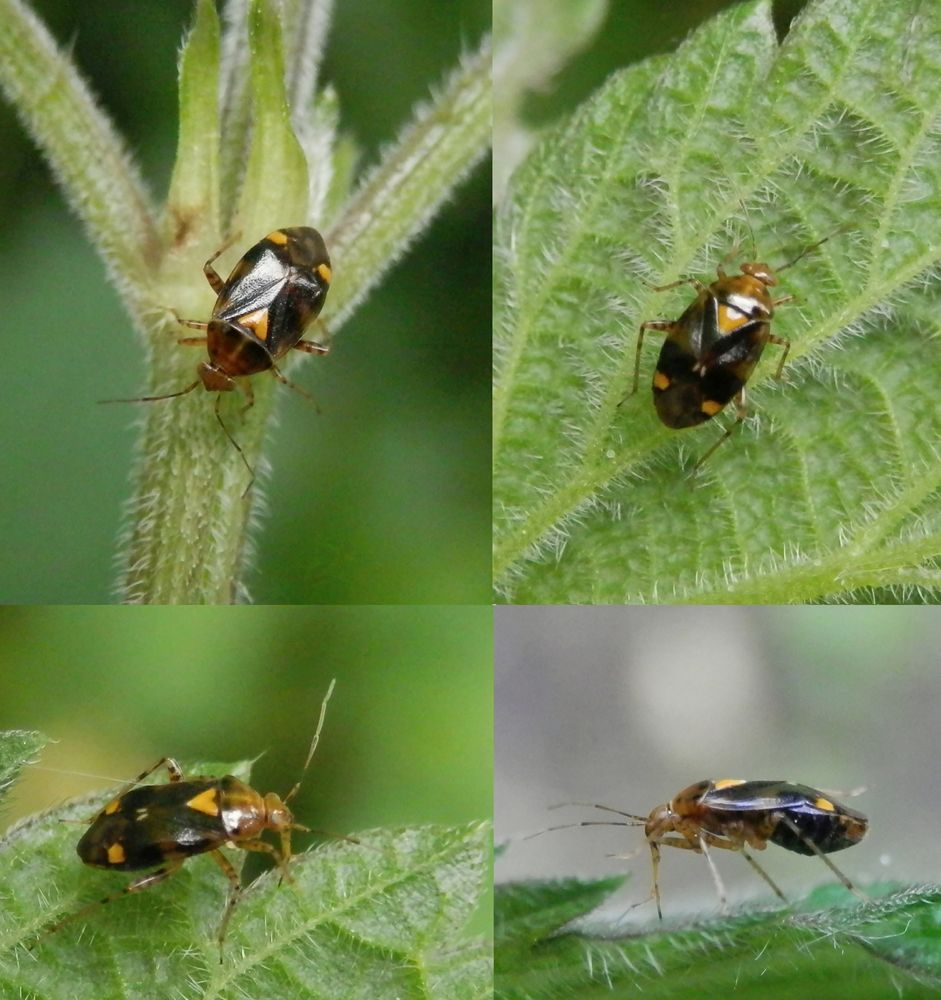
xmin=738 ymin=198 xmax=758 ymax=261
xmin=279 ymin=679 xmax=362 ymax=854
xmin=284 ymin=678 xmax=336 ymax=806
xmin=522 ymin=802 xmax=648 ymax=841
xmin=32 ymin=766 xmax=128 ymax=783
xmin=549 ymin=801 xmax=648 ymax=822
xmin=776 ymin=224 xmax=848 ymax=274
xmin=210 ymin=394 xmax=255 ymax=496
xmin=100 ymin=382 xmax=256 ymax=495
xmin=712 ymin=198 xmax=756 ymax=273
xmin=522 ymin=819 xmax=637 ymax=839
xmin=98 ymin=380 xmax=201 ymax=404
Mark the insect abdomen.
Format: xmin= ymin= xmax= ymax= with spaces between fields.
xmin=769 ymin=803 xmax=869 ymax=855
xmin=653 ymin=339 xmax=744 ymax=428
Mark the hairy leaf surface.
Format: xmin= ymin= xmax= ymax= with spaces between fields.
xmin=494 ymin=0 xmax=941 ymax=604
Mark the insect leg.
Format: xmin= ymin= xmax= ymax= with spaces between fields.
xmin=210 ymin=850 xmax=243 ymax=962
xmin=258 ymin=827 xmax=365 ymax=881
xmin=107 ymin=758 xmax=185 ymax=800
xmin=644 ymin=829 xmax=755 ymax=915
xmin=234 ymin=837 xmax=291 ymax=881
xmin=621 ymin=841 xmax=665 ymax=919
xmin=201 ymin=232 xmax=242 ymax=295
xmin=121 ymin=861 xmax=185 ymax=893
xmin=649 ymin=842 xmax=663 ymax=919
xmin=32 ymin=860 xmax=184 ymax=947
xmin=776 ymin=815 xmax=867 ymax=902
xmin=171 ymin=308 xmax=211 ymax=335
xmin=653 ymin=831 xmax=738 ymax=853
xmin=739 ymin=848 xmax=787 ymax=903
xmin=626 ymin=835 xmax=704 ymax=919
xmin=692 ymin=388 xmax=748 ymax=472
xmin=628 ymin=320 xmax=675 ymax=398
xmin=768 ymin=333 xmax=791 ymax=379
xmin=645 ymin=277 xmax=707 ymax=294
xmin=698 ymin=837 xmax=729 ymax=912
xmin=79 ymin=758 xmax=186 ymax=821
xmin=212 ymin=394 xmax=255 ymax=495
xmin=268 ymin=364 xmax=320 ymax=412
xmin=238 ymin=377 xmax=255 ymax=415
xmin=624 ymin=276 xmax=704 ymax=402
xmin=292 ymin=340 xmax=330 ymax=356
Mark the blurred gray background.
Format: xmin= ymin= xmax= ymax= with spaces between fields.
xmin=495 ymin=606 xmax=939 ymax=917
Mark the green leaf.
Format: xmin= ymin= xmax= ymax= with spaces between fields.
xmin=279 ymin=0 xmax=331 ymax=117
xmin=218 ymin=0 xmax=253 ymax=218
xmin=494 ymin=876 xmax=941 ymax=999
xmin=0 ymin=730 xmax=45 ymax=807
xmin=166 ymin=0 xmax=222 ymax=241
xmin=237 ymin=0 xmax=309 ymax=234
xmin=0 ymin=758 xmax=491 ymax=999
xmin=493 ymin=0 xmax=941 ymax=604
xmin=495 ymin=875 xmax=625 ymax=949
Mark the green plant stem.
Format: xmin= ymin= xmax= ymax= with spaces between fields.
xmin=2 ymin=0 xmax=489 ymax=604
xmin=118 ymin=0 xmax=309 ymax=605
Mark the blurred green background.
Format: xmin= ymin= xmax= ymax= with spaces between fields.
xmin=518 ymin=0 xmax=810 ymax=127
xmin=495 ymin=0 xmax=812 ymax=197
xmin=0 ymin=0 xmax=489 ymax=604
xmin=0 ymin=604 xmax=492 ymax=933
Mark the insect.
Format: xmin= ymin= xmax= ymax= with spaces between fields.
xmin=113 ymin=227 xmax=332 ymax=488
xmin=36 ymin=680 xmax=340 ymax=959
xmin=629 ymin=232 xmax=836 ymax=470
xmin=536 ymin=779 xmax=868 ymax=917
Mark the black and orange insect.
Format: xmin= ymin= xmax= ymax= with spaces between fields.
xmin=35 ymin=680 xmax=341 ymax=958
xmin=630 ymin=232 xmax=836 ymax=469
xmin=113 ymin=226 xmax=332 ymax=486
xmin=540 ymin=778 xmax=868 ymax=917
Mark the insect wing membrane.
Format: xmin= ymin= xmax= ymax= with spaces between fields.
xmin=78 ymin=781 xmax=228 ymax=870
xmin=264 ymin=268 xmax=328 ymax=357
xmin=701 ymin=779 xmax=811 ymax=812
xmin=684 ymin=291 xmax=717 ymax=359
xmin=702 ymin=780 xmax=867 ymax=856
xmin=215 ymin=246 xmax=289 ymax=322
